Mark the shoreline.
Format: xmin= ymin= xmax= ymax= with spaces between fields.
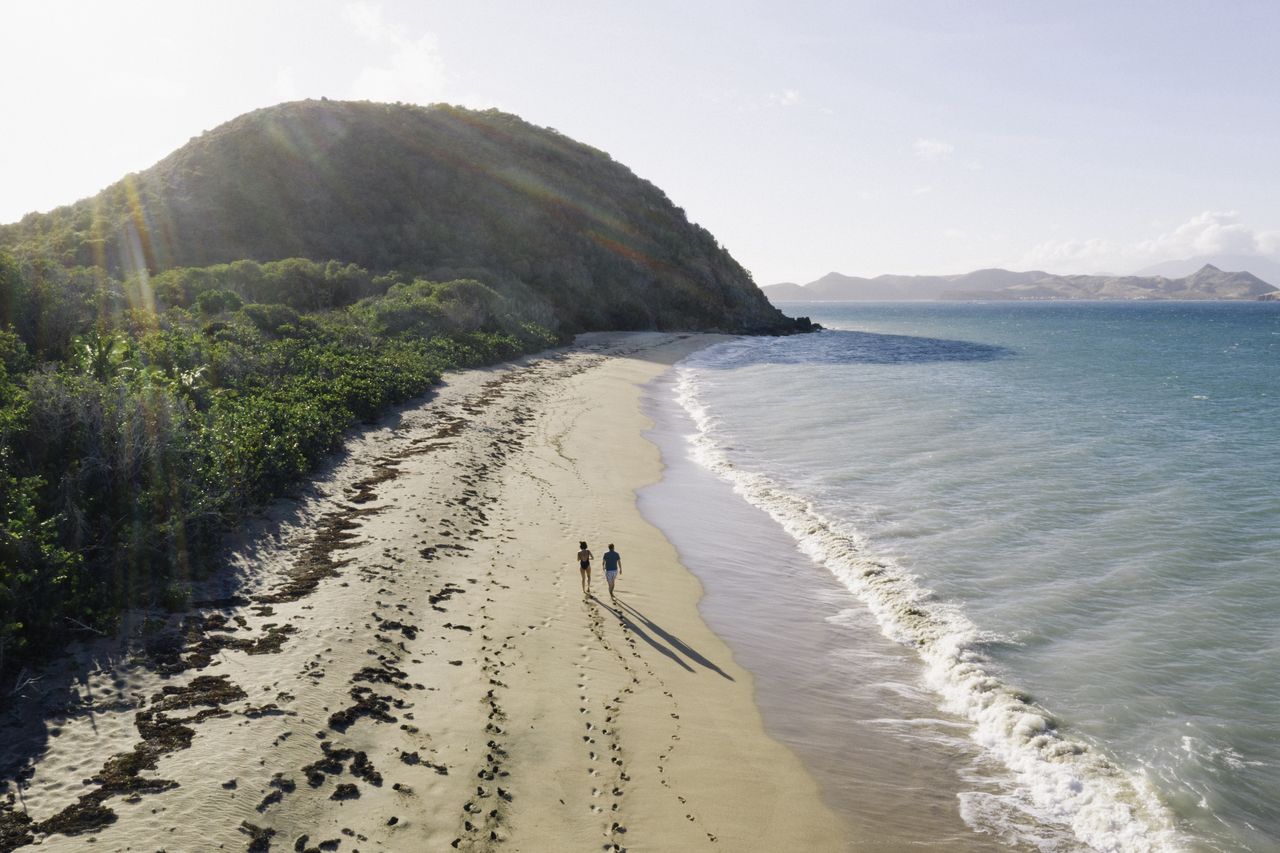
xmin=639 ymin=364 xmax=1015 ymax=852
xmin=643 ymin=312 xmax=1213 ymax=853
xmin=0 ymin=332 xmax=849 ymax=852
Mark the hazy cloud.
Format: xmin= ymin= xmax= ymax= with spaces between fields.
xmin=913 ymin=137 xmax=954 ymax=161
xmin=769 ymin=89 xmax=801 ymax=107
xmin=343 ymin=2 xmax=386 ymax=41
xmin=1021 ymin=237 xmax=1118 ymax=270
xmin=1020 ymin=210 xmax=1280 ymax=272
xmin=1136 ymin=210 xmax=1275 ymax=258
xmin=343 ymin=2 xmax=447 ymax=105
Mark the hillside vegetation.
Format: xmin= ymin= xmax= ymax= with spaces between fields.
xmin=0 ymin=101 xmax=801 ymax=679
xmin=1 ymin=100 xmax=793 ymax=334
xmin=0 ymin=251 xmax=557 ymax=676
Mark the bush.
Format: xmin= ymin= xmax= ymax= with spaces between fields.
xmin=0 ymin=260 xmax=559 ymax=680
xmin=196 ymin=289 xmax=243 ymax=315
xmin=239 ymin=303 xmax=301 ymax=336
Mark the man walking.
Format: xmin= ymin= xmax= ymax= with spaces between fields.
xmin=602 ymin=544 xmax=622 ymax=601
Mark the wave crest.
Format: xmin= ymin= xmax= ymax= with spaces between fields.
xmin=674 ymin=360 xmax=1183 ymax=853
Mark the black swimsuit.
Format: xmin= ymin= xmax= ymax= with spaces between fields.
xmin=579 ymin=560 xmax=590 ymax=570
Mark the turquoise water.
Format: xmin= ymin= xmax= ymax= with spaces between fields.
xmin=650 ymin=302 xmax=1280 ymax=852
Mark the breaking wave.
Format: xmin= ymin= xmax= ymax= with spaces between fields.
xmin=673 ymin=352 xmax=1184 ymax=853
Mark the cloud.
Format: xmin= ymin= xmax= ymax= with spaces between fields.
xmin=1019 ymin=210 xmax=1280 ymax=272
xmin=1020 ymin=237 xmax=1118 ymax=270
xmin=913 ymin=137 xmax=954 ymax=162
xmin=769 ymin=89 xmax=801 ymax=107
xmin=343 ymin=2 xmax=387 ymax=41
xmin=1135 ymin=210 xmax=1276 ymax=258
xmin=343 ymin=2 xmax=447 ymax=105
xmin=350 ymin=35 xmax=446 ymax=103
xmin=912 ymin=185 xmax=934 ymax=195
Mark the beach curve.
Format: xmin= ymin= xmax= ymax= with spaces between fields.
xmin=0 ymin=331 xmax=849 ymax=852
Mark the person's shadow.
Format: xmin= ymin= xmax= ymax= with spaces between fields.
xmin=592 ymin=597 xmax=734 ymax=681
xmin=591 ymin=595 xmax=694 ymax=673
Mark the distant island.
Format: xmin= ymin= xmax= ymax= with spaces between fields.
xmin=765 ymin=264 xmax=1280 ymax=302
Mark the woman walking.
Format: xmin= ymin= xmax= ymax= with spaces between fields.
xmin=577 ymin=541 xmax=594 ymax=595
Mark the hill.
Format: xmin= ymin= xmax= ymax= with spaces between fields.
xmin=0 ymin=100 xmax=795 ymax=334
xmin=0 ymin=101 xmax=811 ymax=683
xmin=766 ymin=269 xmax=1051 ymax=301
xmin=764 ymin=265 xmax=1278 ymax=301
xmin=1133 ymin=253 xmax=1280 ymax=286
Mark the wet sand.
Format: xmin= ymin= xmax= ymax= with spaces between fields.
xmin=0 ymin=332 xmax=849 ymax=852
xmin=640 ymin=372 xmax=1024 ymax=852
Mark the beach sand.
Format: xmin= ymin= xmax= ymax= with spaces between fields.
xmin=0 ymin=332 xmax=850 ymax=852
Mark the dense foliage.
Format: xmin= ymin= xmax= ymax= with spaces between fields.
xmin=0 ymin=250 xmax=558 ymax=676
xmin=0 ymin=100 xmax=797 ymax=334
xmin=0 ymin=100 xmax=808 ymax=679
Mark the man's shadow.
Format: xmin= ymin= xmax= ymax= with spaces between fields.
xmin=590 ymin=596 xmax=733 ymax=681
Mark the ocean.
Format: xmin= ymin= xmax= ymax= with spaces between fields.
xmin=638 ymin=301 xmax=1280 ymax=852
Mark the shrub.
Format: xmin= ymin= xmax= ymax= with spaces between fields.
xmin=196 ymin=289 xmax=244 ymax=315
xmin=239 ymin=303 xmax=301 ymax=336
xmin=0 ymin=257 xmax=558 ymax=682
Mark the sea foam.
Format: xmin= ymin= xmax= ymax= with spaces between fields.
xmin=674 ymin=355 xmax=1185 ymax=853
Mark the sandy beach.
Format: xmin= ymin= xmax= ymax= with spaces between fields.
xmin=0 ymin=332 xmax=849 ymax=852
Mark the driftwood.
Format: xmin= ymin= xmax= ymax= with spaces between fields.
xmin=65 ymin=616 xmax=107 ymax=636
xmin=9 ymin=668 xmax=41 ymax=697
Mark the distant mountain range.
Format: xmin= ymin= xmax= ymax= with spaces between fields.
xmin=764 ymin=264 xmax=1279 ymax=302
xmin=1132 ymin=253 xmax=1280 ymax=285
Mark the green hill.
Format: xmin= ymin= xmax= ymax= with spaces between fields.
xmin=1 ymin=99 xmax=793 ymax=334
xmin=0 ymin=101 xmax=810 ymax=682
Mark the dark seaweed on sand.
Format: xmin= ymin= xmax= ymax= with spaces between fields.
xmin=0 ymin=675 xmax=250 ymax=849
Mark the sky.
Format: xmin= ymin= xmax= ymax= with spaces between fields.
xmin=4 ymin=0 xmax=1280 ymax=284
